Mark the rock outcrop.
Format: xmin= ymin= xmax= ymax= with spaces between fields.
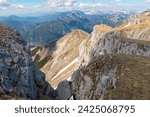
xmin=72 ymin=54 xmax=150 ymax=99
xmin=55 ymin=80 xmax=72 ymax=100
xmin=0 ymin=24 xmax=54 ymax=99
xmin=71 ymin=11 xmax=150 ymax=100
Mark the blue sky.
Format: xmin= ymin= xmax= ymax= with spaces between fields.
xmin=0 ymin=0 xmax=149 ymax=16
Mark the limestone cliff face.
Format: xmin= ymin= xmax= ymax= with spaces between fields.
xmin=76 ymin=11 xmax=150 ymax=67
xmin=32 ymin=29 xmax=89 ymax=88
xmin=0 ymin=24 xmax=53 ymax=99
xmin=71 ymin=12 xmax=150 ymax=100
xmin=77 ymin=25 xmax=112 ymax=67
xmin=92 ymin=31 xmax=150 ymax=57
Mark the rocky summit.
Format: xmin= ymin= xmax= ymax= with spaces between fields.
xmin=71 ymin=11 xmax=150 ymax=100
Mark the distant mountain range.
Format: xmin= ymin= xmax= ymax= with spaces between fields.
xmin=0 ymin=10 xmax=135 ymax=46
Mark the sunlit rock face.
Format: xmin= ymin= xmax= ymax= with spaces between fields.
xmin=71 ymin=12 xmax=150 ymax=100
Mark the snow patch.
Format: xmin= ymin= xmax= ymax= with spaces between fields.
xmin=51 ymin=58 xmax=78 ymax=81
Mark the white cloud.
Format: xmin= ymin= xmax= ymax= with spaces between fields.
xmin=0 ymin=0 xmax=148 ymax=16
xmin=47 ymin=0 xmax=77 ymax=7
xmin=13 ymin=4 xmax=24 ymax=9
xmin=79 ymin=2 xmax=107 ymax=8
xmin=0 ymin=0 xmax=7 ymax=4
xmin=0 ymin=0 xmax=10 ymax=7
xmin=0 ymin=0 xmax=25 ymax=11
xmin=113 ymin=0 xmax=121 ymax=2
xmin=46 ymin=0 xmax=110 ymax=10
xmin=33 ymin=5 xmax=40 ymax=8
xmin=145 ymin=0 xmax=150 ymax=3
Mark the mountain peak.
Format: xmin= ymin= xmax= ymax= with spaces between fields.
xmin=32 ymin=29 xmax=89 ymax=88
xmin=71 ymin=29 xmax=89 ymax=37
xmin=69 ymin=10 xmax=85 ymax=16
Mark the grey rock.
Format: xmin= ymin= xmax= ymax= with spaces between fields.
xmin=55 ymin=80 xmax=72 ymax=100
xmin=0 ymin=24 xmax=54 ymax=99
xmin=44 ymin=82 xmax=56 ymax=100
